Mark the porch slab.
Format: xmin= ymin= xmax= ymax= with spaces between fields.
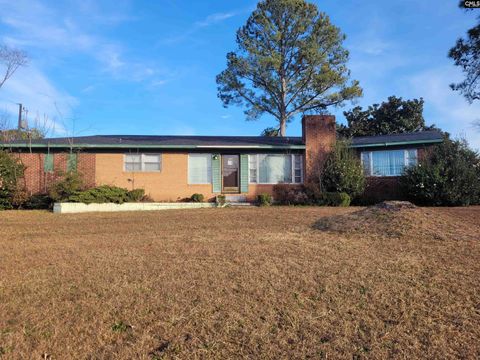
xmin=224 ymin=195 xmax=248 ymax=203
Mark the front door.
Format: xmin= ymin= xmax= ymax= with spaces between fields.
xmin=222 ymin=154 xmax=239 ymax=193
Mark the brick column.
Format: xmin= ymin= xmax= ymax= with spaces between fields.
xmin=302 ymin=115 xmax=336 ymax=183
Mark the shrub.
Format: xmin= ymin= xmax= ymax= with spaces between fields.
xmin=400 ymin=138 xmax=480 ymax=206
xmin=324 ymin=192 xmax=351 ymax=207
xmin=0 ymin=150 xmax=25 ymax=210
xmin=216 ymin=194 xmax=226 ymax=206
xmin=127 ymin=188 xmax=145 ymax=202
xmin=257 ymin=193 xmax=272 ymax=206
xmin=303 ymin=182 xmax=326 ymax=205
xmin=11 ymin=188 xmax=29 ymax=208
xmin=320 ymin=140 xmax=365 ymax=199
xmin=190 ymin=193 xmax=205 ymax=203
xmin=68 ymin=185 xmax=132 ymax=204
xmin=24 ymin=194 xmax=53 ymax=210
xmin=48 ymin=172 xmax=84 ymax=202
xmin=273 ymin=184 xmax=309 ymax=205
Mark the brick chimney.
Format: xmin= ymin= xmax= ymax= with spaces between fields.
xmin=301 ymin=115 xmax=336 ymax=182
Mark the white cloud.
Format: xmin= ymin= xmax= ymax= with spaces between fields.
xmin=0 ymin=65 xmax=77 ymax=135
xmin=151 ymin=79 xmax=168 ymax=87
xmin=81 ymin=85 xmax=96 ymax=93
xmin=0 ymin=0 xmax=96 ymax=51
xmin=160 ymin=8 xmax=248 ymax=45
xmin=0 ymin=0 xmax=159 ymax=84
xmin=195 ymin=12 xmax=237 ymax=27
xmin=405 ymin=66 xmax=480 ymax=150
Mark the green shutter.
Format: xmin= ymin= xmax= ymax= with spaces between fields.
xmin=240 ymin=154 xmax=249 ymax=193
xmin=212 ymin=154 xmax=221 ymax=193
xmin=67 ymin=153 xmax=77 ymax=172
xmin=44 ymin=154 xmax=54 ymax=172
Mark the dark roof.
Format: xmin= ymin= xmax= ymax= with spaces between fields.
xmin=351 ymin=131 xmax=444 ymax=148
xmin=1 ymin=131 xmax=444 ymax=150
xmin=2 ymin=135 xmax=305 ymax=149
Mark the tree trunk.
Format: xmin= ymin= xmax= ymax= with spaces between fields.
xmin=279 ymin=118 xmax=287 ymax=137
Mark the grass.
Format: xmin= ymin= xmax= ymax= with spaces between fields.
xmin=0 ymin=206 xmax=479 ymax=359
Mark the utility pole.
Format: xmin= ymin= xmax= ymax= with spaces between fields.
xmin=17 ymin=103 xmax=27 ymax=130
xmin=17 ymin=103 xmax=22 ymax=130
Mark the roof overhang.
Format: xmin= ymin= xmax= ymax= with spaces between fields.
xmin=0 ymin=143 xmax=306 ymax=150
xmin=349 ymin=139 xmax=443 ymax=148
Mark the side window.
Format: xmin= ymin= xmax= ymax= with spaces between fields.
xmin=361 ymin=152 xmax=371 ymax=176
xmin=143 ymin=154 xmax=161 ymax=171
xmin=124 ymin=154 xmax=161 ymax=172
xmin=406 ymin=149 xmax=418 ymax=167
xmin=125 ymin=154 xmax=141 ymax=172
xmin=361 ymin=149 xmax=419 ymax=177
xmin=293 ymin=155 xmax=303 ymax=183
xmin=188 ymin=154 xmax=212 ymax=184
xmin=249 ymin=155 xmax=258 ymax=183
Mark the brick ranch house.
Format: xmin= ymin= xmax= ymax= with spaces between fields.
xmin=1 ymin=115 xmax=443 ymax=202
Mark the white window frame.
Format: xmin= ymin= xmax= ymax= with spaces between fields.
xmin=124 ymin=153 xmax=162 ymax=172
xmin=249 ymin=154 xmax=258 ymax=184
xmin=361 ymin=149 xmax=418 ymax=177
xmin=187 ymin=153 xmax=212 ymax=185
xmin=248 ymin=154 xmax=303 ymax=185
xmin=293 ymin=154 xmax=303 ymax=184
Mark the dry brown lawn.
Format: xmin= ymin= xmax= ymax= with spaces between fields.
xmin=0 ymin=206 xmax=479 ymax=359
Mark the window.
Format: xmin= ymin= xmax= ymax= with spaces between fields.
xmin=293 ymin=154 xmax=303 ymax=183
xmin=124 ymin=154 xmax=161 ymax=172
xmin=406 ymin=149 xmax=418 ymax=167
xmin=249 ymin=155 xmax=258 ymax=183
xmin=248 ymin=154 xmax=303 ymax=184
xmin=361 ymin=149 xmax=418 ymax=176
xmin=188 ymin=154 xmax=212 ymax=184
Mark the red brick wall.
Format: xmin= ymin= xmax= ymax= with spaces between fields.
xmin=361 ymin=177 xmax=404 ymax=204
xmin=16 ymin=153 xmax=47 ymax=194
xmin=302 ymin=115 xmax=336 ymax=182
xmin=12 ymin=152 xmax=96 ymax=195
xmin=357 ymin=146 xmax=435 ymax=204
xmin=77 ymin=154 xmax=96 ymax=188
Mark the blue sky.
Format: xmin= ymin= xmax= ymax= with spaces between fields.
xmin=0 ymin=0 xmax=479 ymax=149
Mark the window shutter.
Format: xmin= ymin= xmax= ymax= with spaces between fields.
xmin=67 ymin=153 xmax=77 ymax=172
xmin=240 ymin=154 xmax=249 ymax=193
xmin=44 ymin=154 xmax=54 ymax=173
xmin=211 ymin=155 xmax=221 ymax=193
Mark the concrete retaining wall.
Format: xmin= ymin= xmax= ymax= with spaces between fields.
xmin=53 ymin=202 xmax=217 ymax=214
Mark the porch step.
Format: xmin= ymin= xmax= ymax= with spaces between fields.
xmin=228 ymin=202 xmax=254 ymax=207
xmin=224 ymin=195 xmax=248 ymax=203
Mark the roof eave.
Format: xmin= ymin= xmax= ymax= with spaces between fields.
xmin=0 ymin=143 xmax=306 ymax=150
xmin=349 ymin=139 xmax=443 ymax=148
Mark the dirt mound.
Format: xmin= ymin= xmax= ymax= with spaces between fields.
xmin=374 ymin=201 xmax=417 ymax=211
xmin=315 ymin=201 xmax=457 ymax=239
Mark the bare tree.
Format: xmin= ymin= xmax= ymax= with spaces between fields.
xmin=0 ymin=110 xmax=14 ymax=142
xmin=0 ymin=109 xmax=52 ymax=144
xmin=0 ymin=45 xmax=28 ymax=90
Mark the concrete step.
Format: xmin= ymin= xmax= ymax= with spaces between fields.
xmin=228 ymin=202 xmax=254 ymax=207
xmin=224 ymin=195 xmax=248 ymax=203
